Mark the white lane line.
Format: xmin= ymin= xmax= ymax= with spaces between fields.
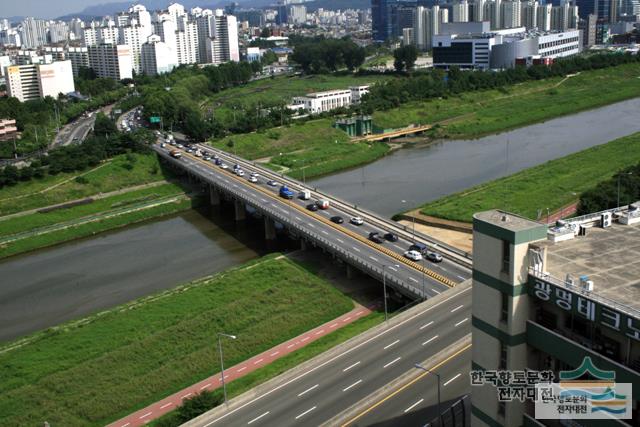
xmin=356 ymin=310 xmax=364 ymax=315
xmin=384 ymin=339 xmax=400 ymax=350
xmin=315 ymin=329 xmax=325 ymax=335
xmin=121 ymin=423 xmax=131 ymax=427
xmin=247 ymin=411 xmax=270 ymax=425
xmin=343 ymin=361 xmax=361 ymax=372
xmin=422 ymin=335 xmax=438 ymax=346
xmin=270 ymin=351 xmax=280 ymax=357
xmin=297 ymin=384 xmax=319 ymax=397
xmin=343 ymin=316 xmax=352 ymax=322
xmin=139 ymin=412 xmax=152 ymax=419
xmin=287 ymin=343 xmax=295 ymax=349
xmin=329 ymin=323 xmax=339 ymax=328
xmin=237 ymin=367 xmax=247 ymax=373
xmin=383 ymin=357 xmax=402 ymax=368
xmin=295 ymin=216 xmax=302 ymax=221
xmin=261 ymin=199 xmax=268 ymax=203
xmin=343 ymin=379 xmax=363 ymax=392
xmin=337 ymin=238 xmax=344 ymax=243
xmin=295 ymin=406 xmax=317 ymax=420
xmin=322 ymin=230 xmax=329 ymax=235
xmin=444 ymin=373 xmax=462 ymax=386
xmin=200 ymin=383 xmax=212 ymax=390
xmin=352 ymin=246 xmax=361 ymax=252
xmin=455 ymin=318 xmax=468 ymax=327
xmin=369 ymin=256 xmax=379 ymax=263
xmin=450 ymin=304 xmax=464 ymax=313
xmin=388 ymin=266 xmax=398 ymax=272
xmin=301 ymin=337 xmax=309 ymax=342
xmin=254 ymin=358 xmax=264 ymax=365
xmin=457 ymin=275 xmax=466 ymax=280
xmin=404 ymin=398 xmax=424 ymax=413
xmin=419 ymin=321 xmax=434 ymax=330
xmin=432 ymin=289 xmax=441 ymax=294
xmin=393 ymin=244 xmax=405 ymax=251
xmin=308 ymin=223 xmax=315 ymax=228
xmin=160 ymin=402 xmax=172 ymax=409
xmin=181 ymin=393 xmax=193 ymax=399
xmin=409 ymin=277 xmax=419 ymax=283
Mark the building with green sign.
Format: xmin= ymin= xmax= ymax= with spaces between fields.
xmin=471 ymin=209 xmax=640 ymax=426
xmin=333 ymin=115 xmax=373 ymax=137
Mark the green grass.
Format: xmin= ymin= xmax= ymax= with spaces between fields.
xmin=151 ymin=311 xmax=385 ymax=426
xmin=0 ymin=254 xmax=355 ymax=426
xmin=210 ymin=119 xmax=390 ymax=179
xmin=0 ymin=153 xmax=168 ymax=216
xmin=420 ymin=131 xmax=640 ymax=223
xmin=373 ymin=62 xmax=640 ymax=138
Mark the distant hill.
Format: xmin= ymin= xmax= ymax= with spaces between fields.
xmin=305 ymin=0 xmax=370 ymax=11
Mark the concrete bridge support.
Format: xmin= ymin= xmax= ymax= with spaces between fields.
xmin=300 ymin=239 xmax=308 ymax=251
xmin=209 ymin=186 xmax=220 ymax=206
xmin=234 ymin=199 xmax=246 ymax=221
xmin=346 ymin=264 xmax=355 ymax=280
xmin=264 ymin=217 xmax=276 ymax=240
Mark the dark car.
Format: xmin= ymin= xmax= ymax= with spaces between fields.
xmin=369 ymin=232 xmax=384 ymax=244
xmin=384 ymin=232 xmax=399 ymax=242
xmin=330 ymin=216 xmax=344 ymax=224
xmin=409 ymin=242 xmax=428 ymax=254
xmin=307 ymin=203 xmax=319 ymax=212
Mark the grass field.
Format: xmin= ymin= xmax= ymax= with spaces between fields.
xmin=419 ymin=132 xmax=640 ymax=223
xmin=373 ymin=62 xmax=640 ymax=138
xmin=0 ymin=153 xmax=168 ymax=216
xmin=0 ymin=255 xmax=355 ymax=426
xmin=209 ymin=119 xmax=390 ymax=179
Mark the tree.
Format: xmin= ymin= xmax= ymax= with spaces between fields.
xmin=393 ymin=45 xmax=419 ymax=72
xmin=93 ymin=113 xmax=118 ymax=137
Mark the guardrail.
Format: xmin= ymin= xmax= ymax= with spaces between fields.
xmin=195 ymin=143 xmax=473 ymax=270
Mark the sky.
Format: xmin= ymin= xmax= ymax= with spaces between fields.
xmin=0 ymin=0 xmax=125 ymax=19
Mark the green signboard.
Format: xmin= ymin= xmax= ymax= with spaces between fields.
xmin=150 ymin=116 xmax=161 ymax=124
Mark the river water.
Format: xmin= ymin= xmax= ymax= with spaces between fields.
xmin=1 ymin=97 xmax=639 ymax=342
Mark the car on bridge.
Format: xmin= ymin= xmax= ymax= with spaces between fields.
xmin=279 ymin=186 xmax=294 ymax=199
xmin=330 ymin=216 xmax=344 ymax=224
xmin=404 ymin=250 xmax=423 ymax=261
xmin=267 ymin=180 xmax=279 ymax=187
xmin=425 ymin=251 xmax=443 ymax=263
xmin=248 ymin=175 xmax=258 ymax=183
xmin=350 ymin=216 xmax=364 ymax=225
xmin=368 ymin=232 xmax=385 ymax=244
xmin=307 ymin=203 xmax=318 ymax=212
xmin=384 ymin=232 xmax=399 ymax=242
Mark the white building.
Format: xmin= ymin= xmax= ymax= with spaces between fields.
xmin=291 ymin=86 xmax=370 ymax=114
xmin=204 ymin=11 xmax=240 ymax=64
xmin=47 ymin=21 xmax=69 ymax=43
xmin=175 ymin=20 xmax=199 ymax=65
xmin=452 ymin=1 xmax=470 ymax=23
xmin=66 ymin=47 xmax=90 ymax=77
xmin=20 ymin=17 xmax=48 ymax=48
xmin=69 ymin=18 xmax=85 ymax=40
xmin=536 ymin=4 xmax=552 ymax=32
xmin=349 ymin=86 xmax=370 ymax=104
xmin=88 ymin=43 xmax=133 ymax=80
xmin=502 ymin=0 xmax=522 ymax=28
xmin=5 ymin=60 xmax=75 ymax=102
xmin=118 ymin=25 xmax=146 ymax=74
xmin=0 ymin=28 xmax=22 ymax=47
xmin=289 ymin=5 xmax=307 ymax=24
xmin=141 ymin=34 xmax=177 ymax=75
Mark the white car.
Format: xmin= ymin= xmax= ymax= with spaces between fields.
xmin=236 ymin=169 xmax=245 ymax=176
xmin=220 ymin=163 xmax=228 ymax=169
xmin=350 ymin=217 xmax=364 ymax=226
xmin=404 ymin=250 xmax=423 ymax=261
xmin=248 ymin=176 xmax=258 ymax=183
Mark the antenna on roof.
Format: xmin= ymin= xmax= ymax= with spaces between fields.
xmin=503 ymin=138 xmax=510 ymax=215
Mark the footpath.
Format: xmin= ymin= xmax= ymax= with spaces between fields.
xmin=109 ymin=305 xmax=372 ymax=427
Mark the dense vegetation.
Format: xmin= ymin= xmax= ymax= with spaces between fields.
xmin=393 ymin=45 xmax=419 ymax=72
xmin=290 ymin=36 xmax=366 ymax=73
xmin=578 ymin=164 xmax=640 ymax=215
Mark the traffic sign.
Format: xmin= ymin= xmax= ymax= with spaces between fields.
xmin=150 ymin=116 xmax=161 ymax=123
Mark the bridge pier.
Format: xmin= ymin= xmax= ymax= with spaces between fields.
xmin=264 ymin=217 xmax=276 ymax=240
xmin=209 ymin=186 xmax=220 ymax=206
xmin=234 ymin=199 xmax=246 ymax=221
xmin=300 ymin=239 xmax=308 ymax=251
xmin=346 ymin=264 xmax=355 ymax=280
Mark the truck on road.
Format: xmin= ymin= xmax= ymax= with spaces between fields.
xmin=170 ymin=149 xmax=182 ymax=159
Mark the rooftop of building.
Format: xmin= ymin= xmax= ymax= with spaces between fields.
xmin=474 ymin=209 xmax=545 ymax=233
xmin=540 ymin=214 xmax=640 ymax=312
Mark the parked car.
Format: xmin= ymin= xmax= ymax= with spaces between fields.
xmin=369 ymin=232 xmax=384 ymax=244
xmin=307 ymin=203 xmax=319 ymax=212
xmin=404 ymin=250 xmax=423 ymax=261
xmin=350 ymin=216 xmax=364 ymax=226
xmin=330 ymin=216 xmax=344 ymax=224
xmin=425 ymin=251 xmax=443 ymax=263
xmin=384 ymin=232 xmax=399 ymax=242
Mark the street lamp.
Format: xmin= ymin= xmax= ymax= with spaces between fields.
xmin=401 ymin=199 xmax=416 ymax=243
xmin=382 ymin=264 xmax=400 ymax=322
xmin=415 ymin=363 xmax=442 ymax=427
xmin=617 ymin=171 xmax=633 ymax=210
xmin=217 ymin=332 xmax=237 ymax=406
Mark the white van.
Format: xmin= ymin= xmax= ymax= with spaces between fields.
xmin=299 ymin=190 xmax=311 ymax=200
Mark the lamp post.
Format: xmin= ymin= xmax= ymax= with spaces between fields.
xmin=217 ymin=333 xmax=237 ymax=406
xmin=401 ymin=199 xmax=416 ymax=243
xmin=382 ymin=264 xmax=399 ymax=322
xmin=415 ymin=363 xmax=442 ymax=426
xmin=617 ymin=171 xmax=633 ymax=210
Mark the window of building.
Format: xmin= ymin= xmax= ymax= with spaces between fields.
xmin=501 ymin=292 xmax=508 ymax=323
xmin=499 ymin=343 xmax=507 ymax=369
xmin=501 ymin=239 xmax=510 ymax=273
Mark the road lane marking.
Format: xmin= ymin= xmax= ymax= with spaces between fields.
xmin=455 ymin=318 xmax=468 ymax=327
xmin=393 ymin=244 xmax=404 ymax=251
xmin=199 ymin=287 xmax=471 ymax=427
xmin=200 ymin=383 xmax=212 ymax=390
xmin=247 ymin=411 xmax=270 ymax=425
xmin=422 ymin=335 xmax=438 ymax=346
xmin=388 ymin=266 xmax=397 ymax=272
xmin=419 ymin=321 xmax=434 ymax=330
xmin=295 ymin=216 xmax=301 ymax=221
xmin=121 ymin=423 xmax=130 ymax=427
xmin=404 ymin=398 xmax=424 ymax=413
xmin=337 ymin=238 xmax=344 ymax=243
xmin=301 ymin=337 xmax=309 ymax=342
xmin=352 ymin=246 xmax=361 ymax=252
xmin=287 ymin=343 xmax=295 ymax=349
xmin=409 ymin=277 xmax=419 ymax=283
xmin=450 ymin=305 xmax=464 ymax=313
xmin=343 ymin=379 xmax=363 ymax=392
xmin=270 ymin=351 xmax=280 ymax=357
xmin=343 ymin=316 xmax=352 ymax=322
xmin=432 ymin=289 xmax=441 ymax=294
xmin=383 ymin=357 xmax=401 ymax=368
xmin=298 ymin=384 xmax=319 ymax=397
xmin=322 ymin=230 xmax=329 ymax=235
xmin=237 ymin=367 xmax=247 ymax=372
xmin=139 ymin=412 xmax=152 ymax=419
xmin=315 ymin=329 xmax=325 ymax=335
xmin=181 ymin=393 xmax=193 ymax=399
xmin=343 ymin=361 xmax=361 ymax=372
xmin=330 ymin=323 xmax=339 ymax=328
xmin=295 ymin=406 xmax=317 ymax=420
xmin=254 ymin=358 xmax=264 ymax=365
xmin=384 ymin=339 xmax=400 ymax=350
xmin=369 ymin=256 xmax=379 ymax=262
xmin=160 ymin=402 xmax=172 ymax=409
xmin=444 ymin=373 xmax=462 ymax=386
xmin=457 ymin=275 xmax=466 ymax=280
xmin=356 ymin=310 xmax=364 ymax=315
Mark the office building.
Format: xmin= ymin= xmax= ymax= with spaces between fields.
xmin=66 ymin=47 xmax=90 ymax=77
xmin=141 ymin=34 xmax=177 ymax=75
xmin=372 ymin=0 xmax=397 ymax=41
xmin=88 ymin=43 xmax=133 ymax=80
xmin=276 ymin=4 xmax=289 ymax=25
xmin=392 ymin=3 xmax=416 ymax=38
xmin=579 ymin=13 xmax=598 ymax=46
xmin=470 ymin=208 xmax=640 ymax=425
xmin=5 ymin=60 xmax=75 ymax=102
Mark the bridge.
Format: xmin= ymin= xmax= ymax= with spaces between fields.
xmin=153 ymin=142 xmax=471 ymax=299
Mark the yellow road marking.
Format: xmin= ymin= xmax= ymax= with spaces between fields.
xmin=172 ymin=149 xmax=455 ymax=288
xmin=341 ymin=344 xmax=472 ymax=426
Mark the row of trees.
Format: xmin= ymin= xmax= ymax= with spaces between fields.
xmin=358 ymin=52 xmax=640 ymax=113
xmin=578 ymin=166 xmax=640 ymax=215
xmin=290 ymin=37 xmax=366 ymax=73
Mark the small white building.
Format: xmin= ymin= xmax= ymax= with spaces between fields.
xmin=349 ymin=86 xmax=370 ymax=104
xmin=290 ymin=85 xmax=370 ymax=114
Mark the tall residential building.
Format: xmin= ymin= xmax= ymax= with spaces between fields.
xmin=522 ymin=2 xmax=538 ymax=29
xmin=5 ymin=60 xmax=75 ymax=102
xmin=579 ymin=13 xmax=597 ymax=46
xmin=88 ymin=43 xmax=133 ymax=80
xmin=175 ymin=20 xmax=199 ymax=65
xmin=66 ymin=47 xmax=90 ymax=77
xmin=20 ymin=17 xmax=48 ymax=48
xmin=493 ymin=0 xmax=503 ymax=29
xmin=537 ymin=3 xmax=552 ymax=31
xmin=196 ymin=9 xmax=215 ymax=63
xmin=129 ymin=4 xmax=154 ymax=40
xmin=69 ymin=18 xmax=85 ymax=40
xmin=475 ymin=0 xmax=486 ymax=21
xmin=372 ymin=0 xmax=396 ymax=41
xmin=119 ymin=25 xmax=146 ymax=74
xmin=289 ymin=5 xmax=307 ymax=24
xmin=154 ymin=16 xmax=178 ymax=57
xmin=453 ymin=0 xmax=470 ymax=22
xmin=141 ymin=34 xmax=177 ymax=75
xmin=168 ymin=3 xmax=187 ymax=24
xmin=413 ymin=6 xmax=431 ymax=50
xmin=0 ymin=28 xmax=22 ymax=47
xmin=502 ymin=0 xmax=522 ymax=28
xmin=204 ymin=11 xmax=240 ymax=64
xmin=47 ymin=21 xmax=69 ymax=43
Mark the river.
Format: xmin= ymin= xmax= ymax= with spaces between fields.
xmin=1 ymin=97 xmax=639 ymax=342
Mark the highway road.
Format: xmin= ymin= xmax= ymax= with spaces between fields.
xmin=154 ymin=143 xmax=470 ymax=298
xmin=185 ymin=284 xmax=472 ymax=427
xmin=52 ymin=104 xmax=113 ymax=147
xmin=344 ymin=348 xmax=471 ymax=427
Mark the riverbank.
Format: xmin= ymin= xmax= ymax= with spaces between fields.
xmin=417 ymin=131 xmax=640 ymax=223
xmin=0 ymin=254 xmax=361 ymax=426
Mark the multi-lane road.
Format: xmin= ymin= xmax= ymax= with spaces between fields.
xmin=186 ymin=284 xmax=471 ymax=427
